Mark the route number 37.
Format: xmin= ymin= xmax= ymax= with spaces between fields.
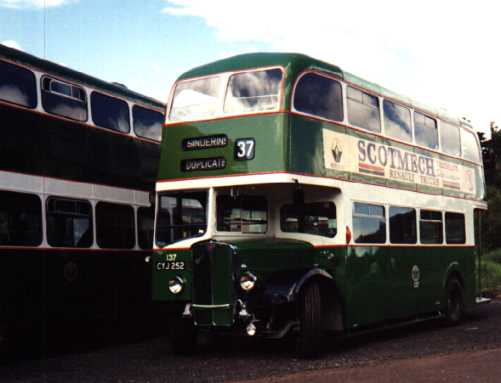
xmin=234 ymin=138 xmax=255 ymax=160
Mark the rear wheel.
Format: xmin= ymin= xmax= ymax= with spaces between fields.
xmin=296 ymin=282 xmax=322 ymax=357
xmin=169 ymin=317 xmax=197 ymax=355
xmin=444 ymin=277 xmax=463 ymax=325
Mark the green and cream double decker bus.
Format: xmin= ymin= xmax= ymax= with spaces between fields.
xmin=152 ymin=53 xmax=487 ymax=355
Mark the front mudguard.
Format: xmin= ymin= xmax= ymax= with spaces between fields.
xmin=263 ymin=268 xmax=334 ymax=305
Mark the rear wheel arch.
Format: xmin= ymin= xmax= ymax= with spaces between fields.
xmin=442 ymin=262 xmax=465 ymax=290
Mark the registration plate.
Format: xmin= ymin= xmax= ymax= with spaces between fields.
xmin=156 ymin=261 xmax=185 ymax=271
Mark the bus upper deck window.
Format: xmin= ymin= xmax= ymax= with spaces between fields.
xmin=383 ymin=100 xmax=412 ymax=143
xmin=169 ymin=76 xmax=221 ymax=122
xmin=224 ymin=68 xmax=282 ymax=114
xmin=414 ymin=112 xmax=438 ymax=150
xmin=347 ymin=86 xmax=381 ymax=133
xmin=293 ymin=73 xmax=343 ymax=122
xmin=440 ymin=121 xmax=461 ymax=157
xmin=461 ymin=129 xmax=480 ymax=163
xmin=133 ymin=105 xmax=163 ymax=141
xmin=0 ymin=60 xmax=37 ymax=108
xmin=91 ymin=91 xmax=130 ymax=133
xmin=41 ymin=76 xmax=88 ymax=121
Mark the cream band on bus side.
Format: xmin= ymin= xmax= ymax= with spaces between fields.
xmin=323 ymin=129 xmax=476 ymax=195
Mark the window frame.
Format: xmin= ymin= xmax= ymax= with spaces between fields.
xmin=95 ymin=201 xmax=136 ymax=249
xmin=132 ymin=104 xmax=164 ymax=142
xmin=419 ymin=208 xmax=444 ymax=245
xmin=0 ymin=190 xmax=43 ymax=247
xmin=382 ymin=98 xmax=413 ymax=143
xmin=90 ymin=90 xmax=131 ymax=133
xmin=0 ymin=58 xmax=38 ymax=109
xmin=346 ymin=85 xmax=381 ymax=133
xmin=167 ymin=65 xmax=285 ymax=124
xmin=155 ymin=191 xmax=209 ymax=247
xmin=280 ymin=200 xmax=337 ymax=239
xmin=223 ymin=67 xmax=284 ymax=116
xmin=215 ymin=194 xmax=269 ymax=235
xmin=291 ymin=70 xmax=345 ymax=123
xmin=40 ymin=74 xmax=88 ymax=122
xmin=45 ymin=196 xmax=93 ymax=248
xmin=413 ymin=110 xmax=438 ymax=150
xmin=388 ymin=205 xmax=417 ymax=244
xmin=41 ymin=75 xmax=87 ymax=103
xmin=460 ymin=127 xmax=481 ymax=163
xmin=137 ymin=205 xmax=155 ymax=249
xmin=445 ymin=211 xmax=466 ymax=244
xmin=352 ymin=201 xmax=387 ymax=244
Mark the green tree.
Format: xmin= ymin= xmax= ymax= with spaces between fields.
xmin=481 ymin=122 xmax=501 ymax=250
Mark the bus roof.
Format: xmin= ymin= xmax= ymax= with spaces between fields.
xmin=178 ymin=52 xmax=463 ymax=127
xmin=0 ymin=44 xmax=164 ymax=109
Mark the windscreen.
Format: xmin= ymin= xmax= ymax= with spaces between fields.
xmin=169 ymin=76 xmax=222 ymax=122
xmin=224 ymin=68 xmax=282 ymax=114
xmin=156 ymin=191 xmax=208 ymax=247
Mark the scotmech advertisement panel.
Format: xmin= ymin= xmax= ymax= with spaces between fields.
xmin=323 ymin=129 xmax=477 ymax=196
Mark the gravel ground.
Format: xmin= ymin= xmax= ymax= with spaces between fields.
xmin=1 ymin=300 xmax=500 ymax=383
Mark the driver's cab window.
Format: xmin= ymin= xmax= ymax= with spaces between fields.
xmin=156 ymin=191 xmax=207 ymax=247
xmin=216 ymin=194 xmax=268 ymax=234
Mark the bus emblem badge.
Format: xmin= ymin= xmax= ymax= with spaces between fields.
xmin=63 ymin=261 xmax=79 ymax=283
xmin=411 ymin=265 xmax=420 ymax=288
xmin=331 ymin=140 xmax=343 ymax=163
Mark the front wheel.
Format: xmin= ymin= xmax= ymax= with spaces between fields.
xmin=296 ymin=282 xmax=323 ymax=357
xmin=444 ymin=277 xmax=463 ymax=325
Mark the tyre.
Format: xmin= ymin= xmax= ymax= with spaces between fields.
xmin=296 ymin=282 xmax=322 ymax=357
xmin=444 ymin=277 xmax=463 ymax=325
xmin=169 ymin=317 xmax=197 ymax=355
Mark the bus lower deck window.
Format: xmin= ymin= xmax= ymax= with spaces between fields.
xmin=96 ymin=202 xmax=135 ymax=249
xmin=445 ymin=212 xmax=466 ymax=244
xmin=217 ymin=195 xmax=268 ymax=234
xmin=281 ymin=201 xmax=337 ymax=238
xmin=420 ymin=210 xmax=443 ymax=244
xmin=46 ymin=197 xmax=93 ymax=248
xmin=0 ymin=190 xmax=42 ymax=246
xmin=138 ymin=206 xmax=155 ymax=249
xmin=353 ymin=202 xmax=386 ymax=243
xmin=389 ymin=206 xmax=417 ymax=244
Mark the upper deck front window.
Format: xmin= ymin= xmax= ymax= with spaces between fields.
xmin=168 ymin=68 xmax=283 ymax=123
xmin=169 ymin=76 xmax=222 ymax=122
xmin=224 ymin=68 xmax=282 ymax=114
xmin=293 ymin=73 xmax=343 ymax=122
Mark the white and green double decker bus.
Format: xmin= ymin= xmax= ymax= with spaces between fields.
xmin=152 ymin=53 xmax=487 ymax=355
